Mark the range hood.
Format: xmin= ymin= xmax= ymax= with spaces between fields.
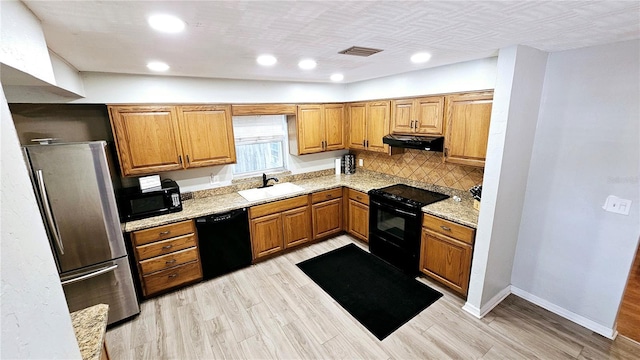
xmin=382 ymin=134 xmax=444 ymax=151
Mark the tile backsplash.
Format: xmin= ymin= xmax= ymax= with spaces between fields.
xmin=352 ymin=149 xmax=483 ymax=191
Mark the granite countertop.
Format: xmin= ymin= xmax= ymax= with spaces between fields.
xmin=70 ymin=304 xmax=109 ymax=360
xmin=124 ymin=171 xmax=479 ymax=232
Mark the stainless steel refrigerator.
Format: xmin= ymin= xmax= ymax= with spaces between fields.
xmin=23 ymin=141 xmax=139 ymax=325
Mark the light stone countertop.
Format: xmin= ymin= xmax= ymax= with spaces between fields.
xmin=70 ymin=304 xmax=109 ymax=360
xmin=124 ymin=171 xmax=479 ymax=232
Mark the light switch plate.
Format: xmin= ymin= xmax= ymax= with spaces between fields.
xmin=602 ymin=195 xmax=632 ymax=215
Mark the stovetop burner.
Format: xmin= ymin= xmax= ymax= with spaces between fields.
xmin=369 ymin=184 xmax=449 ymax=208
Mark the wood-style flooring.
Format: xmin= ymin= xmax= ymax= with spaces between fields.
xmin=106 ymin=235 xmax=640 ymax=359
xmin=617 ymin=243 xmax=640 ymax=342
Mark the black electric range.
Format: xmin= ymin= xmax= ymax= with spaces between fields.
xmin=368 ymin=184 xmax=449 ymax=274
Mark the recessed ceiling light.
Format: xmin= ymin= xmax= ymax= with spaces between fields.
xmin=298 ymin=59 xmax=317 ymax=70
xmin=330 ymin=73 xmax=344 ymax=82
xmin=410 ymin=52 xmax=432 ymax=63
xmin=148 ymin=14 xmax=185 ymax=33
xmin=147 ymin=61 xmax=170 ymax=72
xmin=257 ymin=55 xmax=277 ymax=66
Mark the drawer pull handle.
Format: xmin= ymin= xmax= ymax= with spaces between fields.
xmin=162 ymin=245 xmax=173 ymax=250
xmin=356 ymin=196 xmax=362 ymax=200
xmin=168 ymin=273 xmax=178 ymax=279
xmin=326 ymin=194 xmax=332 ymax=198
xmin=159 ymin=231 xmax=171 ymax=236
xmin=165 ymin=259 xmax=177 ymax=265
xmin=440 ymin=226 xmax=451 ymax=231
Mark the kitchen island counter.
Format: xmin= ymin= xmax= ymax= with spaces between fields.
xmin=70 ymin=304 xmax=109 ymax=360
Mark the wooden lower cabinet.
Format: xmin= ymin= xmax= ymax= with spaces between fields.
xmin=345 ymin=188 xmax=369 ymax=242
xmin=283 ymin=206 xmax=312 ymax=248
xmin=130 ymin=220 xmax=203 ymax=297
xmin=249 ymin=195 xmax=311 ymax=261
xmin=250 ymin=213 xmax=284 ymax=259
xmin=419 ymin=214 xmax=475 ymax=297
xmin=311 ymin=189 xmax=343 ymax=239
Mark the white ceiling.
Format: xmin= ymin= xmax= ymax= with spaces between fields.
xmin=23 ymin=1 xmax=640 ymax=84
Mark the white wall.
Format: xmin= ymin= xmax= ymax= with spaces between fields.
xmin=511 ymin=40 xmax=640 ymax=335
xmin=0 ymin=86 xmax=81 ymax=358
xmin=74 ymin=72 xmax=347 ymax=104
xmin=0 ymin=0 xmax=55 ymax=84
xmin=463 ymin=46 xmax=548 ymax=316
xmin=50 ymin=50 xmax=85 ymax=96
xmin=345 ymin=57 xmax=497 ymax=101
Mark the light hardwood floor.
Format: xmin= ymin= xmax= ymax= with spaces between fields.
xmin=107 ymin=235 xmax=640 ymax=359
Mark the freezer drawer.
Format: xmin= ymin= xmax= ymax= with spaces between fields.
xmin=61 ymin=257 xmax=139 ymax=325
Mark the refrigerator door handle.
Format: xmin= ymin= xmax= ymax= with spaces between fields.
xmin=61 ymin=264 xmax=119 ymax=286
xmin=35 ymin=169 xmax=65 ymax=255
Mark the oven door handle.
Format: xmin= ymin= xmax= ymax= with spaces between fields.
xmin=371 ymin=200 xmax=419 ymax=218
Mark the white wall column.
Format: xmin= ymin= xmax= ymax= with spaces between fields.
xmin=464 ymin=45 xmax=548 ymax=317
xmin=1 ymin=85 xmax=82 ymax=359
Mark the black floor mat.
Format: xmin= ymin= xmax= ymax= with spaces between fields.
xmin=296 ymin=243 xmax=443 ymax=340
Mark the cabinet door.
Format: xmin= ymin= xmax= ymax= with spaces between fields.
xmin=420 ymin=228 xmax=472 ymax=296
xmin=177 ymin=105 xmax=236 ymax=168
xmin=415 ymin=96 xmax=444 ymax=135
xmin=250 ymin=213 xmax=283 ymax=259
xmin=347 ymin=199 xmax=369 ymax=242
xmin=312 ymin=198 xmax=343 ymax=239
xmin=444 ymin=93 xmax=493 ymax=167
xmin=108 ymin=106 xmax=183 ymax=176
xmin=390 ymin=99 xmax=415 ymax=134
xmin=347 ymin=103 xmax=367 ymax=150
xmin=324 ymin=104 xmax=345 ymax=151
xmin=366 ymin=101 xmax=390 ymax=153
xmin=283 ymin=206 xmax=312 ymax=248
xmin=297 ymin=105 xmax=324 ymax=154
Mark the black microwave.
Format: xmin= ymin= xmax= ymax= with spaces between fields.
xmin=119 ymin=179 xmax=182 ymax=221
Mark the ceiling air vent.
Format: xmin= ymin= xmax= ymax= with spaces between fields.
xmin=338 ymin=46 xmax=383 ymax=57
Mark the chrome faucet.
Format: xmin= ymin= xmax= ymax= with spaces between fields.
xmin=261 ymin=173 xmax=279 ymax=188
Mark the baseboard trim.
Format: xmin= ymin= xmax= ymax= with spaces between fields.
xmin=510 ymin=286 xmax=616 ymax=339
xmin=463 ymin=285 xmax=512 ymax=318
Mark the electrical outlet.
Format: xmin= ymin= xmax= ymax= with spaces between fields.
xmin=602 ymin=195 xmax=632 ymax=215
xmin=359 ymin=158 xmax=364 ymax=167
xmin=210 ymin=174 xmax=220 ymax=185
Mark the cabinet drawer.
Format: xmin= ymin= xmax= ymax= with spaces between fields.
xmin=422 ymin=214 xmax=474 ymax=244
xmin=135 ymin=234 xmax=197 ymax=261
xmin=250 ymin=195 xmax=308 ymax=219
xmin=347 ymin=188 xmax=369 ymax=205
xmin=139 ymin=247 xmax=199 ymax=275
xmin=132 ymin=220 xmax=195 ymax=246
xmin=311 ymin=188 xmax=343 ymax=203
xmin=143 ymin=260 xmax=202 ymax=296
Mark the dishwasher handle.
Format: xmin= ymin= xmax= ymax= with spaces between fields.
xmin=196 ymin=208 xmax=247 ymax=224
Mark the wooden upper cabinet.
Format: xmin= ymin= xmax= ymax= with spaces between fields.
xmin=391 ymin=96 xmax=444 ymax=135
xmin=109 ymin=105 xmax=236 ymax=176
xmin=444 ymin=92 xmax=493 ymax=167
xmin=108 ymin=106 xmax=184 ymax=176
xmin=289 ymin=104 xmax=345 ymax=155
xmin=177 ymin=105 xmax=236 ymax=168
xmin=347 ymin=101 xmax=391 ymax=153
xmin=366 ymin=101 xmax=390 ymax=153
xmin=323 ymin=104 xmax=345 ymax=150
xmin=297 ymin=105 xmax=324 ymax=154
xmin=390 ymin=99 xmax=414 ymax=134
xmin=347 ymin=103 xmax=366 ymax=150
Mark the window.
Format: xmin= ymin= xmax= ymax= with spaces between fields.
xmin=232 ymin=115 xmax=287 ymax=176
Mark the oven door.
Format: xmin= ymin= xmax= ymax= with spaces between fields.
xmin=368 ymin=198 xmax=422 ymax=274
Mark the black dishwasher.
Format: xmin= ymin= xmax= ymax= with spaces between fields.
xmin=195 ymin=208 xmax=252 ymax=280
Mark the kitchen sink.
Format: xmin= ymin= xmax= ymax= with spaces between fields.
xmin=238 ymin=182 xmax=305 ymax=202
